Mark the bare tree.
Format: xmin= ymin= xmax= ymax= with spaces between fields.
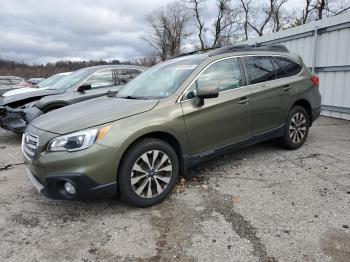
xmin=271 ymin=0 xmax=289 ymax=32
xmin=134 ymin=56 xmax=158 ymax=67
xmin=187 ymin=0 xmax=206 ymax=49
xmin=298 ymin=0 xmax=350 ymax=24
xmin=240 ymin=0 xmax=252 ymax=40
xmin=212 ymin=0 xmax=239 ymax=47
xmin=143 ymin=1 xmax=191 ymax=61
xmin=240 ymin=0 xmax=275 ymax=37
xmin=325 ymin=0 xmax=350 ymax=16
xmin=316 ymin=0 xmax=326 ymax=19
xmin=301 ymin=0 xmax=313 ymax=23
xmin=143 ymin=0 xmax=350 ymax=60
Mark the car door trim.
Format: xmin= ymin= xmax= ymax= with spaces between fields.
xmin=189 ymin=123 xmax=285 ymax=165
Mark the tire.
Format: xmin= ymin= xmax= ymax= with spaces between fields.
xmin=118 ymin=138 xmax=179 ymax=207
xmin=279 ymin=105 xmax=310 ymax=150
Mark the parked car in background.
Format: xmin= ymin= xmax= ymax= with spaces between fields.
xmin=0 ymin=65 xmax=146 ymax=134
xmin=36 ymin=72 xmax=71 ymax=89
xmin=27 ymin=78 xmax=45 ymax=85
xmin=2 ymin=72 xmax=72 ymax=97
xmin=0 ymin=76 xmax=31 ymax=96
xmin=21 ymin=44 xmax=321 ymax=207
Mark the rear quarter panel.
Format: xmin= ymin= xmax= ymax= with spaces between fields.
xmin=293 ymin=67 xmax=322 ymax=113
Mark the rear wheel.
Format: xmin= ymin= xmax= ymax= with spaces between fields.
xmin=279 ymin=105 xmax=310 ymax=150
xmin=118 ymin=138 xmax=179 ymax=207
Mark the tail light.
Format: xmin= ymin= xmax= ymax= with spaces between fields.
xmin=311 ymin=76 xmax=320 ymax=87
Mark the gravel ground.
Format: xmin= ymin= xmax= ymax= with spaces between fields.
xmin=0 ymin=116 xmax=349 ymax=262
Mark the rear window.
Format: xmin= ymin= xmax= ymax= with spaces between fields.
xmin=245 ymin=56 xmax=275 ymax=84
xmin=274 ymin=57 xmax=302 ymax=77
xmin=271 ymin=58 xmax=287 ymax=79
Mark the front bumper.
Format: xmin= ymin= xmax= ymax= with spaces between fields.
xmin=24 ymin=165 xmax=117 ymax=200
xmin=0 ymin=106 xmax=27 ymax=134
xmin=0 ymin=106 xmax=42 ymax=134
xmin=22 ymin=126 xmax=119 ymax=200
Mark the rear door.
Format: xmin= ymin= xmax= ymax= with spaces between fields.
xmin=180 ymin=57 xmax=252 ymax=156
xmin=243 ymin=56 xmax=298 ymax=135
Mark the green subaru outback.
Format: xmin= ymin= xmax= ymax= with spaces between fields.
xmin=22 ymin=44 xmax=321 ymax=207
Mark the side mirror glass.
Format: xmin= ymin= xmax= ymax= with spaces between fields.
xmin=77 ymin=84 xmax=91 ymax=93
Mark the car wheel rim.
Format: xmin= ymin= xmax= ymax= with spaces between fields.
xmin=289 ymin=112 xmax=307 ymax=144
xmin=131 ymin=150 xmax=172 ymax=198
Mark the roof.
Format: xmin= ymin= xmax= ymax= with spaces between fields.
xmin=81 ymin=64 xmax=148 ymax=71
xmin=0 ymin=76 xmax=24 ymax=80
xmin=55 ymin=72 xmax=72 ymax=76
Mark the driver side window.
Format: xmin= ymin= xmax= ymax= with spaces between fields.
xmin=84 ymin=69 xmax=113 ymax=89
xmin=185 ymin=58 xmax=243 ymax=99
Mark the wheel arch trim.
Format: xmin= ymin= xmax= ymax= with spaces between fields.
xmin=116 ymin=129 xmax=188 ymax=180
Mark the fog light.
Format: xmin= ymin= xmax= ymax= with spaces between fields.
xmin=64 ymin=182 xmax=76 ymax=195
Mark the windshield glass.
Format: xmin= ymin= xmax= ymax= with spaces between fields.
xmin=48 ymin=68 xmax=92 ymax=91
xmin=39 ymin=74 xmax=68 ymax=89
xmin=118 ymin=56 xmax=206 ymax=99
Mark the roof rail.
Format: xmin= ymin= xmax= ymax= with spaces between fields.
xmin=252 ymin=43 xmax=289 ymax=53
xmin=170 ymin=47 xmax=219 ymax=59
xmin=209 ymin=43 xmax=289 ymax=56
xmin=170 ymin=43 xmax=289 ymax=60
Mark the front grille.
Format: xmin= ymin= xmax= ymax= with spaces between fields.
xmin=22 ymin=131 xmax=39 ymax=160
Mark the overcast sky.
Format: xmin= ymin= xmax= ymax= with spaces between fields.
xmin=0 ymin=0 xmax=304 ymax=64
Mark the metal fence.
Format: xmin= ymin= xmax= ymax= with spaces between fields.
xmin=242 ymin=13 xmax=350 ymax=120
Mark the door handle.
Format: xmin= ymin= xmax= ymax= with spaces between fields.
xmin=283 ymin=85 xmax=292 ymax=91
xmin=238 ymin=97 xmax=250 ymax=104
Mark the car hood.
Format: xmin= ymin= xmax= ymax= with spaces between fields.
xmin=0 ymin=89 xmax=62 ymax=105
xmin=31 ymin=96 xmax=159 ymax=134
xmin=3 ymin=87 xmax=38 ymax=97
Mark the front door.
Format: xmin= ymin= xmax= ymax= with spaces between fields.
xmin=180 ymin=58 xmax=252 ymax=156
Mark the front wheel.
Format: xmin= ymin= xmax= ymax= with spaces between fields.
xmin=279 ymin=105 xmax=310 ymax=150
xmin=118 ymin=138 xmax=179 ymax=207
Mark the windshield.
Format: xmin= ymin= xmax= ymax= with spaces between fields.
xmin=118 ymin=56 xmax=205 ymax=99
xmin=38 ymin=74 xmax=68 ymax=89
xmin=48 ymin=68 xmax=92 ymax=91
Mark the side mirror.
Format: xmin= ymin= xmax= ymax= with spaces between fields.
xmin=197 ymin=86 xmax=219 ymax=99
xmin=194 ymin=86 xmax=219 ymax=107
xmin=77 ymin=84 xmax=91 ymax=93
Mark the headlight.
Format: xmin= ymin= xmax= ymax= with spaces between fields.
xmin=47 ymin=125 xmax=111 ymax=152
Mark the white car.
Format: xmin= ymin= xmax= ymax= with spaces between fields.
xmin=2 ymin=72 xmax=71 ymax=97
xmin=0 ymin=76 xmax=31 ymax=96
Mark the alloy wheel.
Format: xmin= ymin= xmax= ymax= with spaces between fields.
xmin=131 ymin=150 xmax=173 ymax=198
xmin=289 ymin=112 xmax=307 ymax=144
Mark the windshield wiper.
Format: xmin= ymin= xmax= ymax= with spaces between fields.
xmin=106 ymin=90 xmax=118 ymax=97
xmin=117 ymin=95 xmax=146 ymax=100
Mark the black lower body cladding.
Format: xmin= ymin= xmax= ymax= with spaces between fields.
xmin=312 ymin=106 xmax=321 ymax=124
